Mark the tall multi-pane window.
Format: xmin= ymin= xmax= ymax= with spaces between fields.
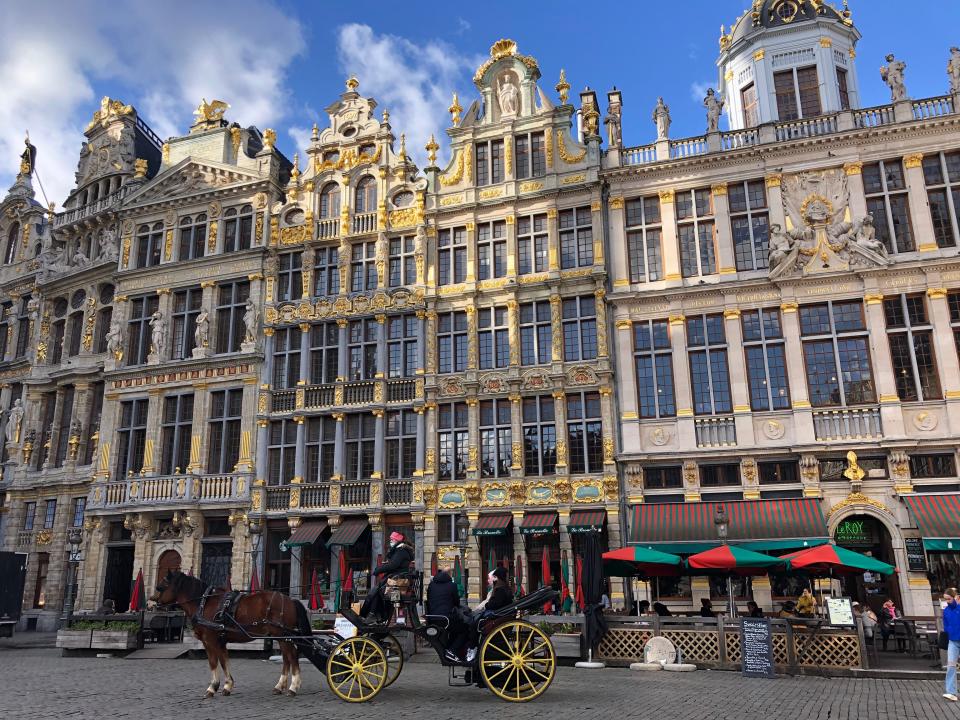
xmin=475 ymin=139 xmax=504 ymax=186
xmin=267 ymin=419 xmax=296 ymax=485
xmin=634 ymin=320 xmax=675 ymax=418
xmin=478 ymin=307 xmax=509 ymax=369
xmin=50 ymin=313 xmax=65 ymax=365
xmin=277 ymin=251 xmax=303 ymax=302
xmin=385 ymin=410 xmax=417 ymax=479
xmin=799 ymin=301 xmax=876 ymax=407
xmin=178 ymin=214 xmax=207 ymax=260
xmin=567 ymin=392 xmax=602 ymax=474
xmin=309 ymin=322 xmax=339 ymax=384
xmin=836 ymin=68 xmax=850 ymax=110
xmin=438 ymin=402 xmax=468 ymax=481
xmin=479 ymin=399 xmax=511 ymax=479
xmin=477 ymin=220 xmax=507 ymax=280
xmin=522 ymin=396 xmax=556 ymax=477
xmin=729 ymin=180 xmax=769 ymax=271
xmin=160 ymin=394 xmax=194 ymax=475
xmin=136 ymin=222 xmax=163 ymax=268
xmin=687 ymin=314 xmax=732 ymax=415
xmin=222 ymin=205 xmax=253 ymax=252
xmin=347 ymin=319 xmax=377 ymax=380
xmin=437 ymin=311 xmax=468 ymax=373
xmin=171 ymin=287 xmax=202 ymax=361
xmin=71 ymin=497 xmax=86 ymax=527
xmin=344 ymin=413 xmax=375 ymax=481
xmin=645 ymin=466 xmax=683 ymax=490
xmin=35 ymin=391 xmax=55 ymax=470
xmin=520 ymin=301 xmax=552 ymax=366
xmin=387 ymin=315 xmax=418 ymax=378
xmin=562 ymin=296 xmax=597 ymax=361
xmin=0 ymin=301 xmax=10 ymax=360
xmin=438 ymin=227 xmax=467 ymax=286
xmin=313 ymin=247 xmax=340 ymax=297
xmin=517 ymin=214 xmax=548 ymax=275
xmin=949 ymin=291 xmax=960 ymax=358
xmin=515 ymin=131 xmax=546 ymax=179
xmin=215 ymin=280 xmax=250 ymax=353
xmin=272 ymin=327 xmax=301 ymax=389
xmin=43 ymin=499 xmax=57 ymax=529
xmin=4 ymin=222 xmax=19 ymax=265
xmin=863 ymin=159 xmax=914 ymax=253
xmin=53 ymin=385 xmax=75 ymax=467
xmin=389 ymin=235 xmax=416 ymax=287
xmin=208 ymin=389 xmax=242 ymax=473
xmin=305 ymin=416 xmax=336 ymax=483
xmin=116 ymin=398 xmax=148 ymax=478
xmin=559 ymin=206 xmax=593 ymax=269
xmin=742 ymin=309 xmax=790 ymax=411
xmin=773 ymin=66 xmax=821 ymax=120
xmin=922 ymin=151 xmax=960 ymax=248
xmin=741 ymin=83 xmax=759 ymax=127
xmin=319 ymin=183 xmax=341 ymax=219
xmin=884 ymin=294 xmax=942 ymax=401
xmin=23 ymin=502 xmax=36 ymax=530
xmin=676 ymin=188 xmax=716 ymax=277
xmin=14 ymin=296 xmax=31 ymax=359
xmin=126 ymin=295 xmax=159 ymax=365
xmin=350 ymin=241 xmax=377 ymax=292
xmin=626 ymin=196 xmax=662 ymax=283
xmin=354 ymin=176 xmax=377 ymax=214
xmin=67 ymin=308 xmax=84 ymax=357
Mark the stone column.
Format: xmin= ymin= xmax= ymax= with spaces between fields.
xmin=608 ymin=196 xmax=629 ymax=287
xmin=902 ymin=154 xmax=939 ymax=253
xmin=235 ymin=378 xmax=257 ymax=473
xmin=509 ymin=394 xmax=523 ymax=477
xmin=301 ymin=247 xmax=315 ymax=300
xmin=424 ymin=312 xmax=437 ymax=374
xmin=465 ymin=221 xmax=476 ymax=283
xmin=424 ymin=403 xmax=437 ymax=481
xmin=331 ymin=413 xmax=345 ymax=482
xmin=615 ymin=319 xmax=641 ymax=449
xmin=723 ymin=309 xmax=756 ymax=446
xmin=375 ymin=314 xmax=387 ymax=380
xmin=505 ymin=214 xmax=517 ymax=277
xmin=79 ymin=297 xmax=98 ymax=357
xmin=765 ymin=175 xmax=786 ymax=234
xmin=546 ymin=208 xmax=559 ymax=273
xmin=507 ymin=299 xmax=520 ymax=368
xmin=657 ymin=190 xmax=681 ymax=282
xmin=414 ymin=406 xmax=426 ymax=477
xmin=336 ymin=319 xmax=348 ymax=381
xmin=711 ymin=184 xmax=736 ymax=276
xmin=371 ymin=409 xmax=385 ymax=480
xmin=863 ymin=291 xmax=904 ymax=437
xmin=370 ymin=513 xmax=384 ymax=577
xmin=149 ymin=288 xmax=173 ymax=366
xmin=552 ymin=391 xmax=568 ymax=475
xmin=208 ymin=201 xmax=223 ymax=256
xmin=779 ymin=303 xmax=815 ymax=444
xmin=843 ymin=162 xmax=867 ymax=219
xmin=465 ymin=303 xmax=477 ymax=371
xmin=188 ymin=383 xmax=210 ymax=474
xmin=292 ymin=415 xmax=306 ymax=484
xmin=298 ymin=322 xmax=311 ymax=386
xmin=926 ymin=288 xmax=960 ymax=431
xmin=590 ymin=198 xmax=604 ymax=267
xmin=549 ymin=293 xmax=562 ymax=362
xmin=45 ymin=385 xmax=66 ymax=471
xmin=466 ymin=397 xmax=479 ymax=479
xmin=668 ymin=315 xmax=695 ymax=448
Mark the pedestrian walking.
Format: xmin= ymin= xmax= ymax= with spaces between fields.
xmin=943 ymin=587 xmax=960 ymax=702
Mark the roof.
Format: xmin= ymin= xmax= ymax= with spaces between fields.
xmin=727 ymin=0 xmax=850 ymax=47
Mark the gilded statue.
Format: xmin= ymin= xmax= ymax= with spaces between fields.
xmin=194 ymin=98 xmax=230 ymax=124
xmin=5 ymin=398 xmax=24 ymax=445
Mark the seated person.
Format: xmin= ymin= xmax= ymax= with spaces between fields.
xmin=652 ymin=602 xmax=671 ymax=617
xmin=699 ymin=598 xmax=717 ymax=618
xmin=360 ymin=531 xmax=414 ymax=620
xmin=461 ymin=566 xmax=514 ymax=664
xmin=778 ymin=600 xmax=797 ymax=618
xmin=426 ymin=567 xmax=467 ymax=661
xmin=637 ymin=600 xmax=651 ymax=616
xmin=746 ymin=601 xmax=764 ymax=618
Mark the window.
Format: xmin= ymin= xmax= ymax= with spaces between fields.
xmin=742 ymin=309 xmax=790 ymax=411
xmin=277 ymin=251 xmax=303 ymax=302
xmin=676 ymin=188 xmax=716 ymax=277
xmin=42 ymin=499 xmax=57 ymax=528
xmin=517 ymin=214 xmax=548 ymax=275
xmin=313 ymin=246 xmax=340 ymax=297
xmin=126 ymin=295 xmax=159 ymax=365
xmin=178 ymin=214 xmax=207 ymax=260
xmin=94 ymin=306 xmax=112 ymax=354
xmin=864 ymin=159 xmax=914 ymax=253
xmin=386 ymin=410 xmax=417 ymax=479
xmin=136 ymin=222 xmax=163 ymax=268
xmin=160 ymin=394 xmax=194 ymax=475
xmin=567 ymin=392 xmax=602 ymax=474
xmin=774 ymin=66 xmax=821 ymax=120
xmin=50 ymin=317 xmax=65 ymax=365
xmin=884 ymin=294 xmax=942 ymax=401
xmin=207 ymin=389 xmax=242 ymax=473
xmin=515 ymin=131 xmax=545 ymax=179
xmin=435 ymin=513 xmax=460 ymax=544
xmin=320 ymin=183 xmax=341 ymax=219
xmin=171 ymin=287 xmax=202 ymax=361
xmin=387 ymin=314 xmax=418 ymax=378
xmin=438 ymin=402 xmax=469 ymax=481
xmin=634 ymin=320 xmax=676 ymax=418
xmin=267 ymin=419 xmax=296 ymax=485
xmin=523 ymin=396 xmax=556 ymax=477
xmin=32 ymin=553 xmax=48 ymax=609
xmin=729 ymin=180 xmax=769 ymax=271
xmin=800 ymin=301 xmax=875 ymax=407
xmin=644 ymin=466 xmax=682 ymax=489
xmin=687 ymin=314 xmax=732 ymax=415
xmin=626 ymin=196 xmax=663 ymax=283
xmin=35 ymin=391 xmax=55 ymax=470
xmin=71 ymin=497 xmax=85 ymax=527
xmin=820 ymin=456 xmax=887 ymax=481
xmin=438 ymin=227 xmax=467 ymax=286
xmin=700 ymin=464 xmax=740 ymax=487
xmin=759 ymin=461 xmax=799 ymax=484
xmin=310 ymin=322 xmax=339 ymax=384
xmin=0 ymin=301 xmax=10 ymax=359
xmin=909 ymin=453 xmax=957 ymax=478
xmin=53 ymin=385 xmax=74 ymax=467
xmin=520 ymin=301 xmax=552 ymax=366
xmin=355 ymin=176 xmax=377 ymax=214
xmin=14 ymin=295 xmax=30 ymax=359
xmin=836 ymin=68 xmax=850 ymax=110
xmin=389 ymin=235 xmax=416 ymax=287
xmin=478 ymin=400 xmax=512 ymax=479
xmin=344 ymin=413 xmax=375 ymax=481
xmin=23 ymin=502 xmax=36 ymax=530
xmin=437 ymin=311 xmax=468 ymax=373
xmin=116 ymin=398 xmax=149 ymax=478
xmin=223 ymin=205 xmax=253 ymax=252
xmin=741 ymin=83 xmax=759 ymax=127
xmin=562 ymin=296 xmax=597 ymax=361
xmin=347 ymin=318 xmax=377 ymax=380
xmin=67 ymin=310 xmax=83 ymax=357
xmin=4 ymin=222 xmax=19 ymax=265
xmin=478 ymin=307 xmax=509 ymax=369
xmin=215 ymin=281 xmax=250 ymax=353
xmin=949 ymin=291 xmax=960 ymax=358
xmin=475 ymin=139 xmax=504 ymax=186
xmin=559 ymin=206 xmax=593 ymax=269
xmin=923 ymin=151 xmax=960 ymax=248
xmin=82 ymin=382 xmax=104 ymax=466
xmin=305 ymin=416 xmax=336 ymax=483
xmin=272 ymin=327 xmax=301 ymax=389
xmin=350 ymin=241 xmax=377 ymax=292
xmin=477 ymin=220 xmax=507 ymax=280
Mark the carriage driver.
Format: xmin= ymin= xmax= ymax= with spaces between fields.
xmin=360 ymin=531 xmax=415 ymax=620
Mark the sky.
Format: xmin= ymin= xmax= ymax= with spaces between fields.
xmin=1 ymin=0 xmax=959 ymax=209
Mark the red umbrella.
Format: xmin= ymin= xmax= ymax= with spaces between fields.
xmin=430 ymin=552 xmax=438 ymax=576
xmin=249 ymin=566 xmax=260 ymax=592
xmin=309 ymin=568 xmax=320 ymax=611
xmin=686 ymin=545 xmax=783 ymax=575
xmin=575 ymin=556 xmax=585 ymax=611
xmin=560 ymin=550 xmax=572 ymax=613
xmin=782 ymin=544 xmax=895 ymax=576
xmin=342 ymin=555 xmax=353 ymax=592
xmin=128 ymin=568 xmax=145 ymax=612
xmin=541 ymin=546 xmax=553 ymax=613
xmin=376 ymin=553 xmax=383 ymax=577
xmin=488 ymin=547 xmax=496 ymax=576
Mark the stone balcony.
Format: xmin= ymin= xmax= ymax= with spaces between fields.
xmin=54 ymin=185 xmax=133 ymax=229
xmin=257 ymin=479 xmax=417 ymax=515
xmin=86 ymin=472 xmax=252 ymax=512
xmin=270 ymin=378 xmax=420 ymax=413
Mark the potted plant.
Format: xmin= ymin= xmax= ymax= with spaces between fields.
xmin=89 ymin=620 xmax=141 ymax=650
xmin=57 ymin=620 xmax=95 ymax=649
xmin=542 ymin=621 xmax=583 ymax=658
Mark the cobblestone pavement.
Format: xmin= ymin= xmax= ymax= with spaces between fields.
xmin=0 ymin=648 xmax=955 ymax=720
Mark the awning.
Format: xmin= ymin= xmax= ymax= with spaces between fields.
xmin=904 ymin=493 xmax=960 ymax=551
xmin=568 ymin=509 xmax=606 ymax=534
xmin=628 ymin=498 xmax=828 ymax=554
xmin=285 ymin=521 xmax=328 ymax=547
xmin=472 ymin=513 xmax=513 ymax=537
xmin=520 ymin=511 xmax=559 ymax=536
xmin=326 ymin=518 xmax=369 ymax=547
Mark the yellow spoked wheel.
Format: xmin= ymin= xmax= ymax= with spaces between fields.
xmin=378 ymin=634 xmax=404 ymax=687
xmin=479 ymin=620 xmax=556 ymax=703
xmin=325 ymin=636 xmax=388 ymax=703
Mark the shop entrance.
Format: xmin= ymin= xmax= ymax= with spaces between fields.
xmin=834 ymin=514 xmax=901 ymax=612
xmin=103 ymin=545 xmax=134 ymax=611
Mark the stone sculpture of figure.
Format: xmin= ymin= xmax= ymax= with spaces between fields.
xmin=106 ymin=319 xmax=124 ymax=358
xmin=243 ymin=298 xmax=258 ymax=343
xmin=5 ymin=398 xmax=24 ymax=444
xmin=99 ymin=228 xmax=119 ymax=261
xmin=768 ymin=224 xmax=795 ymax=269
xmin=704 ymin=88 xmax=724 ymax=133
xmin=949 ymin=47 xmax=960 ymax=94
xmin=880 ymin=54 xmax=907 ymax=102
xmin=498 ymin=73 xmax=519 ymax=117
xmin=149 ymin=311 xmax=167 ymax=357
xmin=194 ymin=308 xmax=209 ymax=349
xmin=653 ymin=97 xmax=671 ymax=140
xmin=72 ymin=247 xmax=90 ymax=267
xmin=854 ymin=214 xmax=887 ymax=256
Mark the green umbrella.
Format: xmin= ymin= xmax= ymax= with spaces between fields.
xmin=602 ymin=545 xmax=684 ymax=577
xmin=453 ymin=554 xmax=464 ymax=599
xmin=561 ymin=550 xmax=573 ymax=613
xmin=782 ymin=544 xmax=896 ymax=575
xmin=686 ymin=545 xmax=784 ymax=575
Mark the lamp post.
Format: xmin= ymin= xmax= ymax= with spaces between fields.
xmin=61 ymin=527 xmax=83 ymax=628
xmin=456 ymin=511 xmax=470 ymax=605
xmin=249 ymin=519 xmax=263 ymax=591
xmin=714 ymin=504 xmax=735 ymax=618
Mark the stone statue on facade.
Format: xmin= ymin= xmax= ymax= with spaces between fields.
xmin=949 ymin=47 xmax=960 ymax=94
xmin=72 ymin=246 xmax=90 ymax=268
xmin=149 ymin=310 xmax=167 ymax=359
xmin=5 ymin=398 xmax=24 ymax=445
xmin=193 ymin=307 xmax=210 ymax=355
xmin=106 ymin=319 xmax=124 ymax=360
xmin=498 ymin=73 xmax=520 ymax=117
xmin=880 ymin=54 xmax=907 ymax=102
xmin=99 ymin=228 xmax=119 ymax=262
xmin=704 ymin=88 xmax=724 ymax=133
xmin=242 ymin=298 xmax=258 ymax=351
xmin=853 ymin=214 xmax=887 ymax=256
xmin=767 ymin=223 xmax=796 ymax=270
xmin=653 ymin=97 xmax=671 ymax=140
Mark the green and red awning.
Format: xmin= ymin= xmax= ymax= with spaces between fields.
xmin=569 ymin=509 xmax=606 ymax=533
xmin=686 ymin=545 xmax=784 ymax=575
xmin=286 ymin=521 xmax=328 ymax=547
xmin=602 ymin=546 xmax=683 ymax=578
xmin=472 ymin=513 xmax=513 ymax=536
xmin=327 ymin=518 xmax=369 ymax=547
xmin=782 ymin=543 xmax=895 ymax=576
xmin=903 ymin=493 xmax=960 ymax=551
xmin=520 ymin=511 xmax=558 ymax=536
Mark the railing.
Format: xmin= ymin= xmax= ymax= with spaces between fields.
xmin=720 ymin=128 xmax=758 ymax=150
xmin=621 ymin=143 xmax=657 ymax=166
xmin=317 ymin=218 xmax=339 ymax=239
xmin=272 ymin=390 xmax=296 ymax=413
xmin=775 ymin=114 xmax=838 ymax=141
xmin=104 ymin=481 xmax=128 ymax=506
xmin=136 ymin=115 xmax=163 ymax=149
xmin=195 ymin=475 xmax=236 ymax=501
xmin=95 ymin=473 xmax=251 ymax=509
xmin=304 ymin=385 xmax=335 ymax=408
xmin=16 ymin=530 xmax=32 ymax=548
xmin=669 ymin=136 xmax=707 ymax=159
xmin=265 ymin=486 xmax=290 ymax=511
xmin=300 ymin=484 xmax=330 ymax=509
xmin=914 ymin=95 xmax=955 ymax=120
xmin=694 ymin=416 xmax=737 ymax=447
xmin=352 ymin=212 xmax=377 ymax=235
xmin=273 ymin=379 xmax=420 ymax=412
xmin=387 ymin=378 xmax=417 ymax=402
xmin=813 ymin=407 xmax=883 ymax=441
xmin=55 ymin=185 xmax=131 ymax=228
xmin=344 ymin=381 xmax=375 ymax=405
xmin=340 ymin=482 xmax=370 ymax=507
xmin=854 ymin=104 xmax=895 ymax=128
xmin=384 ymin=480 xmax=413 ymax=506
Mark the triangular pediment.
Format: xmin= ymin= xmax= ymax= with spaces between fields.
xmin=124 ymin=159 xmax=265 ymax=207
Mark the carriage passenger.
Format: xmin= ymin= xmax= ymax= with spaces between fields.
xmin=360 ymin=531 xmax=414 ymax=620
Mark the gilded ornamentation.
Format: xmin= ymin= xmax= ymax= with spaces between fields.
xmin=85 ymin=96 xmax=133 ymax=131
xmin=230 ymin=126 xmax=242 ymax=157
xmin=133 ymin=158 xmax=148 ymax=178
xmin=389 ymin=208 xmax=418 ymax=228
xmin=207 ymin=220 xmax=218 ymax=253
xmin=683 ymin=460 xmax=698 ymax=486
xmin=504 ymin=135 xmax=512 ymax=175
xmin=826 ymin=492 xmax=891 ymax=519
xmin=121 ymin=233 xmax=132 ymax=268
xmin=472 ymin=39 xmax=539 ymax=87
xmin=439 ymin=148 xmax=465 ymax=187
xmin=602 ymin=475 xmax=618 ymax=501
xmin=448 ymin=93 xmax=463 ymax=127
xmin=544 ymin=131 xmax=553 ymax=168
xmin=467 ymin=446 xmax=478 ymax=472
xmin=519 ymin=181 xmax=544 ymax=193
xmin=556 ymin=130 xmax=586 ymax=164
xmin=425 ymin=448 xmax=436 ymax=473
xmin=511 ymin=442 xmax=523 ymax=470
xmin=556 ymin=69 xmax=570 ymax=104
xmin=602 ymin=436 xmax=614 ymax=463
xmin=555 ymin=439 xmax=568 ymax=467
xmin=263 ymin=128 xmax=277 ymax=150
xmin=288 ymin=487 xmax=301 ymax=510
xmin=903 ymin=153 xmax=924 ymax=169
xmin=554 ymin=478 xmax=572 ymax=503
xmin=509 ymin=482 xmax=527 ymax=505
xmin=741 ymin=458 xmax=758 ymax=485
xmin=550 ymin=295 xmax=562 ymax=361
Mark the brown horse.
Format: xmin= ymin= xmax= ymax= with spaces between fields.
xmin=152 ymin=570 xmax=313 ymax=697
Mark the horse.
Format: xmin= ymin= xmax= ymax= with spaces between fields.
xmin=152 ymin=570 xmax=313 ymax=697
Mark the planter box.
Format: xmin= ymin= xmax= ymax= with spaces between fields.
xmin=550 ymin=633 xmax=582 ymax=658
xmin=57 ymin=629 xmax=93 ymax=649
xmin=90 ymin=630 xmax=139 ymax=650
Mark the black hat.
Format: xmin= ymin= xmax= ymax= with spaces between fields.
xmin=491 ymin=566 xmax=508 ymax=582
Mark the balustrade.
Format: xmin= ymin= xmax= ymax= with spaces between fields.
xmin=813 ymin=407 xmax=883 ymax=441
xmin=694 ymin=416 xmax=737 ymax=447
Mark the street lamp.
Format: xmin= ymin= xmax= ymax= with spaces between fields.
xmin=713 ymin=505 xmax=735 ymax=618
xmin=61 ymin=527 xmax=83 ymax=627
xmin=249 ymin=519 xmax=263 ymax=590
xmin=456 ymin=512 xmax=470 ymax=605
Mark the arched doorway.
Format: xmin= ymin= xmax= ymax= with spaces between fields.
xmin=156 ymin=549 xmax=182 ymax=585
xmin=832 ymin=513 xmax=901 ymax=613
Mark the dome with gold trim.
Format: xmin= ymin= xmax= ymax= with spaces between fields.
xmin=722 ymin=0 xmax=852 ymax=50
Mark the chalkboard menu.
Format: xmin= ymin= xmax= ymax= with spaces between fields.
xmin=739 ymin=617 xmax=775 ymax=678
xmin=904 ymin=538 xmax=927 ymax=573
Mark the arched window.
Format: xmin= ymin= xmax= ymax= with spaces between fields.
xmin=223 ymin=204 xmax=253 ymax=252
xmin=136 ymin=223 xmax=163 ymax=268
xmin=4 ymin=223 xmax=19 ymax=265
xmin=178 ymin=214 xmax=207 ymax=260
xmin=83 ymin=233 xmax=93 ymax=260
xmin=355 ymin=176 xmax=376 ymax=214
xmin=320 ymin=183 xmax=341 ymax=219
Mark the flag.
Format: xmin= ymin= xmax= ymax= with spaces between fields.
xmin=453 ymin=554 xmax=464 ymax=598
xmin=309 ymin=568 xmax=320 ymax=611
xmin=430 ymin=552 xmax=438 ymax=577
xmin=249 ymin=566 xmax=260 ymax=592
xmin=128 ymin=568 xmax=146 ymax=612
xmin=575 ymin=556 xmax=585 ymax=611
xmin=488 ymin=547 xmax=496 ymax=577
xmin=560 ymin=550 xmax=573 ymax=614
xmin=541 ymin=546 xmax=553 ymax=614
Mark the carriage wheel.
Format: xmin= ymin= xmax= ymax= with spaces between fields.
xmin=479 ymin=620 xmax=556 ymax=703
xmin=325 ymin=636 xmax=388 ymax=703
xmin=379 ymin=634 xmax=404 ymax=687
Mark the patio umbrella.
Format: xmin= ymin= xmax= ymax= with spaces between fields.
xmin=578 ymin=532 xmax=608 ymax=668
xmin=686 ymin=545 xmax=784 ymax=575
xmin=541 ymin=546 xmax=553 ymax=612
xmin=452 ymin=554 xmax=464 ymax=599
xmin=514 ymin=554 xmax=524 ymax=598
xmin=560 ymin=550 xmax=573 ymax=614
xmin=249 ymin=566 xmax=260 ymax=593
xmin=430 ymin=551 xmax=438 ymax=577
xmin=783 ymin=544 xmax=895 ymax=576
xmin=128 ymin=568 xmax=146 ymax=612
xmin=602 ymin=546 xmax=684 ymax=577
xmin=309 ymin=568 xmax=320 ymax=611
xmin=575 ymin=556 xmax=585 ymax=611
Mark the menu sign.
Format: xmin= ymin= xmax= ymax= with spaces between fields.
xmin=739 ymin=617 xmax=775 ymax=678
xmin=904 ymin=538 xmax=927 ymax=573
xmin=826 ymin=597 xmax=854 ymax=627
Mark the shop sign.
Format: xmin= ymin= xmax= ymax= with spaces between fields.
xmin=904 ymin=538 xmax=927 ymax=573
xmin=834 ymin=519 xmax=873 ymax=546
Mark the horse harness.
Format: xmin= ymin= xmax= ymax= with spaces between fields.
xmin=191 ymin=586 xmax=302 ymax=640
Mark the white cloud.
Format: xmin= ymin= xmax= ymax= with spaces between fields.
xmin=690 ymin=81 xmax=713 ymax=104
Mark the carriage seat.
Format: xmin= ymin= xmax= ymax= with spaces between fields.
xmin=483 ymin=587 xmax=557 ymax=620
xmin=423 ymin=614 xmax=451 ymax=630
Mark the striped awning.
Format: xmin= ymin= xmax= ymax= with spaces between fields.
xmin=285 ymin=521 xmax=328 ymax=547
xmin=472 ymin=513 xmax=513 ymax=537
xmin=904 ymin=494 xmax=960 ymax=551
xmin=326 ymin=518 xmax=369 ymax=547
xmin=568 ymin=509 xmax=606 ymax=534
xmin=629 ymin=499 xmax=827 ymax=553
xmin=520 ymin=511 xmax=559 ymax=536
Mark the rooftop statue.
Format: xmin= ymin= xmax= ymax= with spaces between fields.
xmin=948 ymin=47 xmax=960 ymax=95
xmin=653 ymin=97 xmax=671 ymax=140
xmin=880 ymin=54 xmax=907 ymax=102
xmin=704 ymin=88 xmax=724 ymax=133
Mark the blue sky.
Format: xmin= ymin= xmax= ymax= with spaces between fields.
xmin=2 ymin=1 xmax=958 ymax=207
